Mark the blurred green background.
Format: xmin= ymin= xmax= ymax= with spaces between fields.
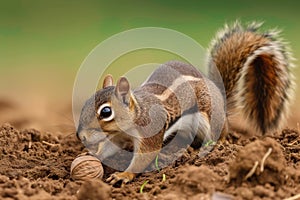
xmin=0 ymin=0 xmax=299 ymax=130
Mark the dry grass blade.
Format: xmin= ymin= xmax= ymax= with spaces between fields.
xmin=260 ymin=148 xmax=272 ymax=172
xmin=42 ymin=141 xmax=58 ymax=147
xmin=244 ymin=161 xmax=259 ymax=180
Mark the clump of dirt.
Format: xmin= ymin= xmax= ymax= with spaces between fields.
xmin=229 ymin=137 xmax=286 ymax=187
xmin=158 ymin=165 xmax=224 ymax=199
xmin=77 ymin=179 xmax=111 ymax=200
xmin=0 ymin=123 xmax=299 ymax=200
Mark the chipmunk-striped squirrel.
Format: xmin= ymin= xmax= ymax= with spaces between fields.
xmin=76 ymin=22 xmax=295 ymax=185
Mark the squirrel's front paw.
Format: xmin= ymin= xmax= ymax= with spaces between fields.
xmin=106 ymin=172 xmax=135 ymax=187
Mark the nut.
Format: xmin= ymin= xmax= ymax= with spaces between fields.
xmin=70 ymin=155 xmax=104 ymax=181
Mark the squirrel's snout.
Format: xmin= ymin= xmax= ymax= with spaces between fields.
xmin=76 ymin=130 xmax=86 ymax=142
xmin=76 ymin=126 xmax=89 ymax=143
xmin=77 ymin=128 xmax=107 ymax=147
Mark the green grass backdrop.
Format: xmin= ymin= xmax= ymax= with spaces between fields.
xmin=1 ymin=0 xmax=299 ymax=126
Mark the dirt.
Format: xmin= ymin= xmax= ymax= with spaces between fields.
xmin=0 ymin=121 xmax=299 ymax=200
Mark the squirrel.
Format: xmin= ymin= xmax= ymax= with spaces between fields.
xmin=76 ymin=22 xmax=295 ymax=186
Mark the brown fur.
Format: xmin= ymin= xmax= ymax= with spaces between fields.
xmin=210 ymin=30 xmax=269 ymax=102
xmin=208 ymin=22 xmax=294 ymax=134
xmin=244 ymin=54 xmax=287 ymax=132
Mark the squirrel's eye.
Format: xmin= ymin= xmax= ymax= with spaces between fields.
xmin=97 ymin=103 xmax=114 ymax=121
xmin=101 ymin=107 xmax=112 ymax=118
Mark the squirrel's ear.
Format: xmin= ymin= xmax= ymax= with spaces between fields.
xmin=115 ymin=77 xmax=131 ymax=105
xmin=102 ymin=74 xmax=113 ymax=88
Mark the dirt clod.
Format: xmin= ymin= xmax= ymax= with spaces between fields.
xmin=229 ymin=137 xmax=286 ymax=187
xmin=77 ymin=179 xmax=111 ymax=200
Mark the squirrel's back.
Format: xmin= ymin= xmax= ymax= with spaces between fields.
xmin=208 ymin=22 xmax=295 ymax=134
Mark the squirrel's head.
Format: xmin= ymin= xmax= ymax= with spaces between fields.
xmin=76 ymin=74 xmax=136 ymax=154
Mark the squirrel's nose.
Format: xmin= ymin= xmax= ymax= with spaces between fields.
xmin=77 ymin=132 xmax=87 ymax=143
xmin=76 ymin=125 xmax=87 ymax=142
xmin=77 ymin=132 xmax=87 ymax=142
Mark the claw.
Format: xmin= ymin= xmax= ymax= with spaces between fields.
xmin=121 ymin=179 xmax=130 ymax=188
xmin=105 ymin=174 xmax=114 ymax=183
xmin=106 ymin=172 xmax=135 ymax=187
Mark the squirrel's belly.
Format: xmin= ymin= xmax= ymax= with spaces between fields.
xmin=163 ymin=111 xmax=211 ymax=143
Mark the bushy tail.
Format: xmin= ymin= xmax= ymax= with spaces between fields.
xmin=207 ymin=21 xmax=295 ymax=134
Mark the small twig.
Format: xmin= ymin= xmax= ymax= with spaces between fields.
xmin=283 ymin=193 xmax=300 ymax=200
xmin=42 ymin=141 xmax=57 ymax=147
xmin=260 ymin=148 xmax=272 ymax=172
xmin=226 ymin=172 xmax=230 ymax=183
xmin=28 ymin=141 xmax=32 ymax=149
xmin=287 ymin=140 xmax=298 ymax=146
xmin=285 ymin=146 xmax=300 ymax=150
xmin=244 ymin=161 xmax=259 ymax=180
